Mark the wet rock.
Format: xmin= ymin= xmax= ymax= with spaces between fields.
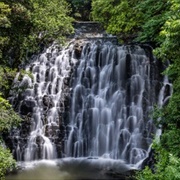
xmin=126 ymin=54 xmax=132 ymax=79
xmin=141 ymin=148 xmax=155 ymax=171
xmin=74 ymin=42 xmax=83 ymax=58
xmin=43 ymin=95 xmax=53 ymax=107
xmin=20 ymin=100 xmax=36 ymax=115
xmin=56 ymin=143 xmax=63 ymax=158
xmin=63 ymin=77 xmax=70 ymax=85
xmin=87 ymin=157 xmax=98 ymax=159
xmin=105 ymin=169 xmax=137 ymax=180
xmin=36 ymin=135 xmax=45 ymax=145
xmin=164 ymin=84 xmax=171 ymax=98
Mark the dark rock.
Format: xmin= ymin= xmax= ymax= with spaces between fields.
xmin=74 ymin=42 xmax=83 ymax=58
xmin=36 ymin=135 xmax=45 ymax=145
xmin=63 ymin=77 xmax=70 ymax=85
xmin=87 ymin=157 xmax=98 ymax=159
xmin=43 ymin=95 xmax=53 ymax=107
xmin=20 ymin=100 xmax=36 ymax=115
xmin=141 ymin=148 xmax=155 ymax=171
xmin=164 ymin=84 xmax=171 ymax=98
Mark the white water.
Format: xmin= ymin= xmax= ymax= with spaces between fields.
xmin=10 ymin=39 xmax=171 ymax=170
xmin=11 ymin=42 xmax=77 ymax=161
xmin=64 ymin=41 xmax=167 ymax=166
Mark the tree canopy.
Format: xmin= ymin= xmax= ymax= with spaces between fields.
xmin=92 ymin=0 xmax=170 ymax=43
xmin=0 ymin=0 xmax=73 ymax=68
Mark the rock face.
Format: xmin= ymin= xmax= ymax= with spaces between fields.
xmin=141 ymin=148 xmax=156 ymax=171
xmin=7 ymin=42 xmax=78 ymax=161
xmin=20 ymin=100 xmax=36 ymax=115
xmin=72 ymin=21 xmax=118 ymax=44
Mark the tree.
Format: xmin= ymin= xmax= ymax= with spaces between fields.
xmin=154 ymin=0 xmax=180 ymax=153
xmin=67 ymin=0 xmax=91 ymax=20
xmin=30 ymin=0 xmax=74 ymax=43
xmin=136 ymin=142 xmax=180 ymax=180
xmin=0 ymin=2 xmax=11 ymax=60
xmin=135 ymin=0 xmax=170 ymax=43
xmin=91 ymin=0 xmax=170 ymax=43
xmin=91 ymin=0 xmax=143 ymax=42
xmin=0 ymin=0 xmax=74 ymax=67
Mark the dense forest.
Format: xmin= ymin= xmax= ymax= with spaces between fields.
xmin=0 ymin=0 xmax=180 ymax=179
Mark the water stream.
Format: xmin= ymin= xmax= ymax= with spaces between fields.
xmin=64 ymin=41 xmax=165 ymax=166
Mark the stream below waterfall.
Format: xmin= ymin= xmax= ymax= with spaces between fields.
xmin=6 ymin=22 xmax=172 ymax=179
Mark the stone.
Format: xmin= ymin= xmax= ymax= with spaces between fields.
xmin=20 ymin=99 xmax=36 ymax=115
xmin=42 ymin=95 xmax=54 ymax=108
xmin=36 ymin=135 xmax=45 ymax=145
xmin=74 ymin=42 xmax=83 ymax=58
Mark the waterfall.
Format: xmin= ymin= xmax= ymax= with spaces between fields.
xmin=9 ymin=43 xmax=77 ymax=161
xmin=64 ymin=41 xmax=162 ymax=165
xmin=156 ymin=75 xmax=173 ymax=137
xmin=8 ymin=24 xmax=171 ymax=168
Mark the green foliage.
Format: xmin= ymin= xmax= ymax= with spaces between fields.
xmin=30 ymin=0 xmax=73 ymax=42
xmin=0 ymin=67 xmax=22 ymax=139
xmin=154 ymin=0 xmax=180 ymax=60
xmin=0 ymin=1 xmax=33 ymax=67
xmin=0 ymin=66 xmax=18 ymax=97
xmin=91 ymin=0 xmax=170 ymax=43
xmin=154 ymin=0 xmax=180 ymax=149
xmin=0 ymin=95 xmax=21 ymax=132
xmin=0 ymin=0 xmax=74 ymax=67
xmin=67 ymin=0 xmax=91 ymax=20
xmin=92 ymin=0 xmax=142 ymax=42
xmin=136 ymin=142 xmax=180 ymax=180
xmin=160 ymin=127 xmax=180 ymax=157
xmin=0 ymin=2 xmax=11 ymax=27
xmin=136 ymin=1 xmax=180 ymax=175
xmin=0 ymin=2 xmax=11 ymax=59
xmin=135 ymin=0 xmax=170 ymax=43
xmin=0 ymin=92 xmax=21 ymax=179
xmin=0 ymin=144 xmax=16 ymax=180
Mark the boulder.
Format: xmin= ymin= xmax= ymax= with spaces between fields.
xmin=20 ymin=99 xmax=36 ymax=115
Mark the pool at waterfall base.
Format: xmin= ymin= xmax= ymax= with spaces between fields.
xmin=6 ymin=158 xmax=137 ymax=180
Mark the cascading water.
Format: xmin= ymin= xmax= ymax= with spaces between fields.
xmin=156 ymin=75 xmax=173 ymax=137
xmin=64 ymin=41 xmax=167 ymax=166
xmin=9 ymin=43 xmax=77 ymax=161
xmin=8 ymin=23 xmax=172 ymax=171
